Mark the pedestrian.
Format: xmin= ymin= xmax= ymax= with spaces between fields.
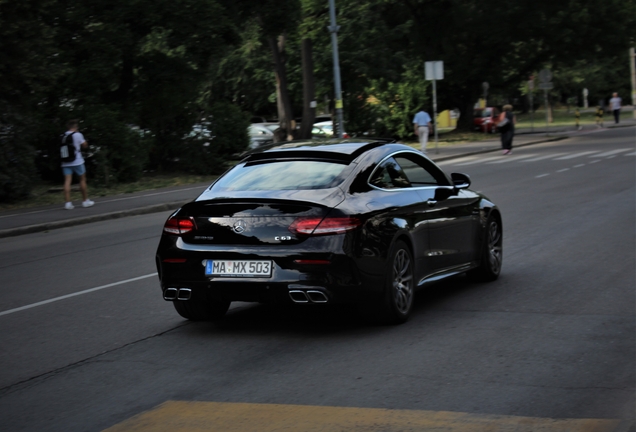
xmin=609 ymin=92 xmax=622 ymax=124
xmin=497 ymin=104 xmax=516 ymax=155
xmin=412 ymin=108 xmax=432 ymax=154
xmin=575 ymin=108 xmax=581 ymax=130
xmin=61 ymin=119 xmax=94 ymax=210
xmin=595 ymin=106 xmax=604 ymax=128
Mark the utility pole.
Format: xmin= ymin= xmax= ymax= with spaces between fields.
xmin=328 ymin=0 xmax=344 ymax=138
xmin=630 ymin=47 xmax=635 ymax=119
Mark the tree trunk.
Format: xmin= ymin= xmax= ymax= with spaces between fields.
xmin=455 ymin=99 xmax=476 ymax=131
xmin=268 ymin=35 xmax=294 ymax=141
xmin=299 ymin=38 xmax=316 ymax=139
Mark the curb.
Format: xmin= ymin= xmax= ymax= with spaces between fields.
xmin=0 ymin=135 xmax=571 ymax=239
xmin=0 ymin=201 xmax=187 ymax=239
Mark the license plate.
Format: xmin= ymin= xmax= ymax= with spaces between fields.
xmin=204 ymin=260 xmax=272 ymax=277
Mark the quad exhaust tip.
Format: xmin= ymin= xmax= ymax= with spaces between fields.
xmin=164 ymin=288 xmax=191 ymax=301
xmin=289 ymin=289 xmax=328 ymax=304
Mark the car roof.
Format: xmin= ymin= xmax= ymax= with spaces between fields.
xmin=243 ymin=139 xmax=398 ymax=163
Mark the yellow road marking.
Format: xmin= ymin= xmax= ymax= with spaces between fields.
xmin=104 ymin=401 xmax=622 ymax=432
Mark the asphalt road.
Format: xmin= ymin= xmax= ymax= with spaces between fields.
xmin=0 ymin=127 xmax=634 ymax=431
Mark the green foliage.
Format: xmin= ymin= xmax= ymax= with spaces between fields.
xmin=0 ymin=112 xmax=36 ymax=201
xmin=81 ymin=106 xmax=150 ymax=184
xmin=176 ymin=102 xmax=250 ymax=175
xmin=356 ymin=66 xmax=430 ymax=139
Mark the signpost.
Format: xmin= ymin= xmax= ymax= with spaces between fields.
xmin=528 ymin=78 xmax=535 ymax=132
xmin=538 ymin=69 xmax=553 ymax=134
xmin=583 ymin=88 xmax=589 ymax=109
xmin=425 ymin=61 xmax=443 ymax=153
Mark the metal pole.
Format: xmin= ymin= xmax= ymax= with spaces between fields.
xmin=328 ymin=0 xmax=344 ymax=138
xmin=630 ymin=47 xmax=635 ymax=119
xmin=530 ymin=91 xmax=534 ymax=132
xmin=544 ymin=89 xmax=549 ymax=135
xmin=433 ymin=78 xmax=439 ymax=153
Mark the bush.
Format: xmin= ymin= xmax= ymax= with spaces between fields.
xmin=82 ymin=106 xmax=149 ymax=185
xmin=0 ymin=113 xmax=36 ymax=202
xmin=177 ymin=102 xmax=250 ymax=175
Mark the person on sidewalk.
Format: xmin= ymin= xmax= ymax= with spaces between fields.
xmin=413 ymin=109 xmax=432 ymax=154
xmin=61 ymin=119 xmax=94 ymax=210
xmin=497 ymin=104 xmax=516 ymax=155
xmin=609 ymin=92 xmax=622 ymax=124
xmin=595 ymin=105 xmax=604 ymax=128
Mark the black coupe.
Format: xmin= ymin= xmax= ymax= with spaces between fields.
xmin=155 ymin=139 xmax=502 ymax=324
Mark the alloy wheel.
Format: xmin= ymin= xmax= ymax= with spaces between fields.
xmin=487 ymin=220 xmax=502 ymax=275
xmin=392 ymin=249 xmax=413 ymax=314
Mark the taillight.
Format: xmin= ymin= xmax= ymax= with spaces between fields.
xmin=163 ymin=217 xmax=196 ymax=235
xmin=289 ymin=217 xmax=361 ymax=236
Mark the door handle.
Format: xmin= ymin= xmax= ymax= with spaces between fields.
xmin=426 ymin=199 xmax=437 ymax=207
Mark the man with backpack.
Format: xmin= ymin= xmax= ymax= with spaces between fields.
xmin=61 ymin=119 xmax=94 ymax=210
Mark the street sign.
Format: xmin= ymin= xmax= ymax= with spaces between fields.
xmin=538 ymin=69 xmax=552 ymax=83
xmin=425 ymin=61 xmax=444 ymax=81
xmin=538 ymin=83 xmax=554 ymax=90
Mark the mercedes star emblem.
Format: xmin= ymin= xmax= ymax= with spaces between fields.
xmin=233 ymin=220 xmax=246 ymax=233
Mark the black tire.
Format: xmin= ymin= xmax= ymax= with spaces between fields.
xmin=376 ymin=240 xmax=415 ymax=324
xmin=173 ymin=299 xmax=230 ymax=321
xmin=467 ymin=213 xmax=502 ymax=282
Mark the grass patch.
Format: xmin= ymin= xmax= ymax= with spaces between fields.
xmin=515 ymin=108 xmax=599 ymax=128
xmin=0 ymin=173 xmax=218 ymax=212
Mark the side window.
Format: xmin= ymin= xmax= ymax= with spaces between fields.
xmin=369 ymin=157 xmax=411 ymax=189
xmin=394 ymin=155 xmax=440 ymax=186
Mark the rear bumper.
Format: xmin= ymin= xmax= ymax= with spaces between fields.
xmin=157 ymin=278 xmax=379 ymax=305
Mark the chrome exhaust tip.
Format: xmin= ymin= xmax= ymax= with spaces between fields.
xmin=163 ymin=287 xmax=178 ymax=301
xmin=289 ymin=290 xmax=309 ymax=303
xmin=177 ymin=288 xmax=192 ymax=301
xmin=307 ymin=290 xmax=328 ymax=303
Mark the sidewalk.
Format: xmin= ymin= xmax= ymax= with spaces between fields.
xmin=0 ymin=120 xmax=633 ymax=239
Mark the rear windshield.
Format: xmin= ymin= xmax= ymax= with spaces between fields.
xmin=211 ymin=160 xmax=348 ymax=191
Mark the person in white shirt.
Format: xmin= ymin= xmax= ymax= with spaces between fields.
xmin=61 ymin=119 xmax=94 ymax=210
xmin=412 ymin=109 xmax=432 ymax=154
xmin=609 ymin=92 xmax=622 ymax=124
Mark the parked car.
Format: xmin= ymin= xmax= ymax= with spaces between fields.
xmin=313 ymin=121 xmax=350 ymax=138
xmin=474 ymin=107 xmax=501 ymax=133
xmin=248 ymin=123 xmax=275 ymax=149
xmin=156 ymin=139 xmax=503 ymax=324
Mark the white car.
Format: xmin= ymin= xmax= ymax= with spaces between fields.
xmin=313 ymin=121 xmax=349 ymax=138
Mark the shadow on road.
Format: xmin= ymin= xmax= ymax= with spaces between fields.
xmin=175 ymin=274 xmax=495 ymax=336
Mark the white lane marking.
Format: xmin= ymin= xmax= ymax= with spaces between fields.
xmin=592 ymin=149 xmax=632 ymax=157
xmin=0 ymin=273 xmax=157 ymax=317
xmin=554 ymin=151 xmax=599 ymax=160
xmin=573 ymin=164 xmax=585 ymax=168
xmin=625 ymin=152 xmax=636 ymax=156
xmin=521 ymin=153 xmax=566 ymax=162
xmin=486 ymin=154 xmax=537 ymax=164
xmin=437 ymin=156 xmax=479 ymax=165
xmin=590 ymin=160 xmax=601 ymax=163
xmin=557 ymin=168 xmax=570 ymax=172
xmin=0 ymin=186 xmax=205 ymax=220
xmin=536 ymin=174 xmax=550 ymax=178
xmin=455 ymin=155 xmax=506 ymax=166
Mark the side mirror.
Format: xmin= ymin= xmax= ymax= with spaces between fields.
xmin=451 ymin=172 xmax=471 ymax=190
